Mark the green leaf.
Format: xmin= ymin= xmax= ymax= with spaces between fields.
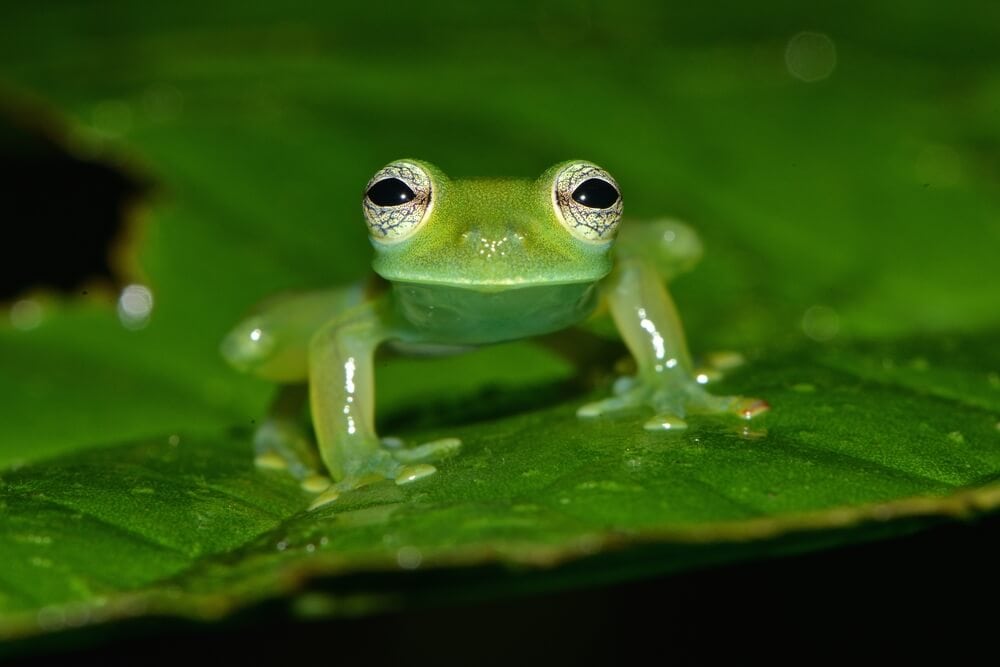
xmin=2 ymin=0 xmax=1000 ymax=643
xmin=2 ymin=326 xmax=998 ymax=640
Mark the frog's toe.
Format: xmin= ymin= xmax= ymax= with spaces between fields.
xmin=308 ymin=485 xmax=342 ymax=511
xmin=395 ymin=463 xmax=438 ymax=485
xmin=705 ymin=351 xmax=746 ymax=372
xmin=253 ymin=419 xmax=321 ymax=480
xmin=300 ymin=474 xmax=333 ymax=493
xmin=391 ymin=437 xmax=462 ymax=464
xmin=684 ymin=391 xmax=770 ymax=420
xmin=577 ymin=394 xmax=633 ymax=418
xmin=732 ymin=397 xmax=770 ymax=420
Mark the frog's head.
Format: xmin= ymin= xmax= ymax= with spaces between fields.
xmin=361 ymin=159 xmax=622 ymax=290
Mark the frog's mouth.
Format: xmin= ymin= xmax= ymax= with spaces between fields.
xmin=382 ymin=274 xmax=607 ymax=293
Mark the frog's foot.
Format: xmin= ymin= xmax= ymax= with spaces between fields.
xmin=253 ymin=419 xmax=329 ymax=492
xmin=308 ymin=437 xmax=462 ymax=511
xmin=577 ymin=377 xmax=769 ymax=431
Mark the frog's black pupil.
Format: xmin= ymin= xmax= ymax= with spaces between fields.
xmin=571 ymin=178 xmax=619 ymax=209
xmin=367 ymin=178 xmax=415 ymax=206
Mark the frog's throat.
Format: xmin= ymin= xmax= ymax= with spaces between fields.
xmin=390 ymin=280 xmax=601 ymax=345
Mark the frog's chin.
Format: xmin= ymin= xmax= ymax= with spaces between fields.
xmin=389 ymin=280 xmax=602 ymax=344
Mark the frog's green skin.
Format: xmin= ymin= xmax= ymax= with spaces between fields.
xmin=222 ymin=159 xmax=768 ymax=502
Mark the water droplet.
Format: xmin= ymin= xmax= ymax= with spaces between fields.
xmin=947 ymin=431 xmax=966 ymax=445
xmin=695 ymin=373 xmax=710 ymax=385
xmin=785 ymin=31 xmax=837 ymax=82
xmin=644 ymin=415 xmax=688 ymax=431
xmin=320 ymin=536 xmax=329 ymax=546
xmin=117 ymin=284 xmax=154 ymax=330
xmin=276 ymin=540 xmax=289 ymax=551
xmin=30 ymin=556 xmax=53 ymax=568
xmin=167 ymin=434 xmax=180 ymax=446
xmin=10 ymin=299 xmax=43 ymax=330
xmin=739 ymin=426 xmax=768 ymax=440
xmin=305 ymin=543 xmax=316 ymax=553
xmin=396 ymin=546 xmax=422 ymax=570
xmin=802 ymin=305 xmax=840 ymax=342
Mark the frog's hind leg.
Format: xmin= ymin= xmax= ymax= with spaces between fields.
xmin=253 ymin=384 xmax=329 ymax=492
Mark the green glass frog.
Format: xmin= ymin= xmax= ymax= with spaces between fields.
xmin=222 ymin=159 xmax=768 ymax=504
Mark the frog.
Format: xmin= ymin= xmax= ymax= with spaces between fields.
xmin=221 ymin=159 xmax=768 ymax=505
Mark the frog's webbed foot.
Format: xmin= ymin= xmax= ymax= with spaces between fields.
xmin=308 ymin=437 xmax=462 ymax=511
xmin=577 ymin=376 xmax=769 ymax=431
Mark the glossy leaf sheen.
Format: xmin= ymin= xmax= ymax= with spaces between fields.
xmin=2 ymin=0 xmax=1000 ymax=642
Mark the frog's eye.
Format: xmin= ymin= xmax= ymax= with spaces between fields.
xmin=363 ymin=161 xmax=433 ymax=242
xmin=552 ymin=161 xmax=623 ymax=242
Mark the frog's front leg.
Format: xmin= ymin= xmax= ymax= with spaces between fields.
xmin=578 ymin=257 xmax=768 ymax=430
xmin=308 ymin=299 xmax=460 ymax=501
